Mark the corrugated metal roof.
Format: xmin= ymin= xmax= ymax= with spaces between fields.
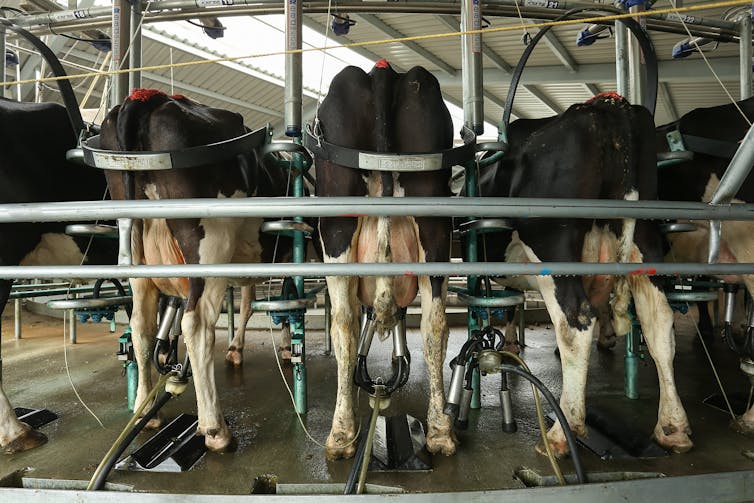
xmin=6 ymin=1 xmax=750 ymax=140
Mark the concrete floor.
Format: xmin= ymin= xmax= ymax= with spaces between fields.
xmin=1 ymin=304 xmax=754 ymax=496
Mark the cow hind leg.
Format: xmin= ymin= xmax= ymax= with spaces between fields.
xmin=535 ymin=276 xmax=593 ymax=458
xmin=129 ymin=278 xmax=162 ymax=429
xmin=629 ymin=272 xmax=692 ymax=453
xmin=502 ymin=308 xmax=521 ymax=355
xmin=0 ymin=282 xmax=46 ymax=453
xmin=731 ymin=403 xmax=754 ymax=437
xmin=0 ymin=385 xmax=47 ymax=454
xmin=183 ymin=277 xmax=234 ymax=452
xmin=324 ymin=273 xmax=360 ymax=460
xmin=226 ymin=285 xmax=254 ymax=366
xmin=419 ymin=275 xmax=456 ymax=455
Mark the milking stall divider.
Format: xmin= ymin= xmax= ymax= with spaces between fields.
xmin=2 ymin=0 xmax=754 ymax=501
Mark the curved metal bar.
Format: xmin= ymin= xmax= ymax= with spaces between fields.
xmin=47 ymin=295 xmax=132 ymax=310
xmin=0 ymin=18 xmax=84 ymax=136
xmin=503 ymin=6 xmax=658 ymax=131
xmin=260 ymin=140 xmax=313 ymax=168
xmin=81 ymin=126 xmax=268 ymax=171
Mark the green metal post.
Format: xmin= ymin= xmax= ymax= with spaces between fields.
xmin=292 ymin=142 xmax=307 ymax=414
xmin=126 ymin=360 xmax=137 ymax=411
xmin=464 ymin=160 xmax=482 ymax=409
xmin=625 ymin=322 xmax=640 ymax=400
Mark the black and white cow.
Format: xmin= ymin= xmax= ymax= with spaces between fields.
xmin=312 ymin=61 xmax=458 ymax=459
xmin=478 ymin=93 xmax=692 ymax=457
xmin=656 ymin=96 xmax=754 ymax=435
xmin=99 ymin=89 xmax=291 ymax=451
xmin=0 ymin=98 xmax=116 ymax=453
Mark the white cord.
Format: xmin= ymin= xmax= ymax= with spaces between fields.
xmin=60 ymin=186 xmax=110 ymax=428
xmin=313 ymin=0 xmax=335 ymax=136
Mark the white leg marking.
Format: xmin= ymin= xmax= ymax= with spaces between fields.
xmin=629 ymin=245 xmax=692 ymax=453
xmin=537 ymin=275 xmax=593 ymax=457
xmin=226 ymin=285 xmax=254 ymax=366
xmin=128 ymin=277 xmax=161 ymax=428
xmin=418 ymin=273 xmax=456 ymax=455
xmin=183 ymin=277 xmax=233 ymax=451
xmin=323 ymin=254 xmax=360 ymax=460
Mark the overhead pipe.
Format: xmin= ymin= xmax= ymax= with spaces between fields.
xmin=627 ymin=0 xmax=646 ymax=108
xmin=284 ymin=0 xmax=302 ymax=137
xmin=615 ymin=19 xmax=629 ymax=99
xmin=6 ymin=1 xmax=742 ymax=41
xmin=740 ymin=12 xmax=752 ymax=100
xmin=129 ymin=0 xmax=142 ymax=90
xmin=0 ymin=24 xmax=6 ymax=99
xmin=461 ymin=0 xmax=484 ymax=135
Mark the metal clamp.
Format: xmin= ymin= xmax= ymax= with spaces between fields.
xmin=354 ymin=307 xmax=410 ymax=396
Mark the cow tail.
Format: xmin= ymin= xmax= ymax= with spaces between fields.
xmin=611 ymin=205 xmax=637 ymax=337
xmin=373 ymin=214 xmax=397 ymax=334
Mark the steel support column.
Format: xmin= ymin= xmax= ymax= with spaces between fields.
xmin=740 ymin=14 xmax=752 ymax=100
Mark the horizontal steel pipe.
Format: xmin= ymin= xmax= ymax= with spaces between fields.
xmin=1 ymin=197 xmax=754 ymax=222
xmin=7 ymin=1 xmax=740 ymax=41
xmin=1 ymin=262 xmax=754 ymax=280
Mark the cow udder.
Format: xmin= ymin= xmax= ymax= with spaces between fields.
xmin=142 ymin=218 xmax=190 ymax=297
xmin=356 ymin=216 xmax=419 ymax=308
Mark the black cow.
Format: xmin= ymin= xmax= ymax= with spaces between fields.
xmin=100 ymin=89 xmax=291 ymax=451
xmin=313 ymin=62 xmax=458 ymax=459
xmin=0 ymin=98 xmax=115 ymax=453
xmin=477 ymin=93 xmax=692 ymax=457
xmin=657 ymin=96 xmax=754 ymax=435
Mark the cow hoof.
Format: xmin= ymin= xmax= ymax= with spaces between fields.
xmin=225 ymin=347 xmax=243 ymax=367
xmin=730 ymin=416 xmax=754 ymax=437
xmin=325 ymin=432 xmax=357 ymax=461
xmin=654 ymin=424 xmax=693 ymax=453
xmin=534 ymin=438 xmax=570 ymax=459
xmin=597 ymin=334 xmax=617 ymax=351
xmin=426 ymin=431 xmax=457 ymax=456
xmin=203 ymin=427 xmax=236 ymax=452
xmin=3 ymin=425 xmax=48 ymax=454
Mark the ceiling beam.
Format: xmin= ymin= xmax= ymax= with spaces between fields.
xmin=354 ymin=13 xmax=456 ymax=76
xmin=435 ymin=14 xmax=513 ymax=73
xmin=583 ymin=83 xmax=600 ymax=97
xmin=526 ymin=19 xmax=578 ymax=73
xmin=659 ymin=82 xmax=679 ymax=121
xmin=523 ymin=85 xmax=562 ymax=115
xmin=435 ymin=57 xmax=743 ymax=87
xmin=300 ymin=15 xmax=406 ymax=72
xmin=65 ymin=46 xmax=283 ymax=117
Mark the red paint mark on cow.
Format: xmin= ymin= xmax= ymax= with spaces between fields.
xmin=646 ymin=268 xmax=657 ymax=275
xmin=128 ymin=88 xmax=166 ymax=102
xmin=403 ymin=271 xmax=416 ymax=277
xmin=171 ymin=94 xmax=186 ymax=100
xmin=629 ymin=269 xmax=644 ymax=275
xmin=374 ymin=59 xmax=390 ymax=69
xmin=586 ymin=91 xmax=626 ymax=104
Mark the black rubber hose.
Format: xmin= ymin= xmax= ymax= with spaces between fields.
xmin=90 ymin=391 xmax=173 ymax=491
xmin=343 ymin=421 xmax=370 ymax=495
xmin=500 ymin=364 xmax=587 ymax=484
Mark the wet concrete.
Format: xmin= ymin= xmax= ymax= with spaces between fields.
xmin=1 ymin=305 xmax=754 ymax=495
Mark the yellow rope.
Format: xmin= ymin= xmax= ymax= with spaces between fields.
xmin=2 ymin=0 xmax=750 ymax=88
